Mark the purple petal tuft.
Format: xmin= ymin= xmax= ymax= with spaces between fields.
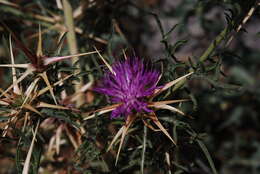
xmin=94 ymin=57 xmax=160 ymax=118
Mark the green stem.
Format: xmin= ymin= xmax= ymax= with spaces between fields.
xmin=199 ymin=27 xmax=228 ymax=62
xmin=197 ymin=139 xmax=218 ymax=174
xmin=141 ymin=125 xmax=147 ymax=174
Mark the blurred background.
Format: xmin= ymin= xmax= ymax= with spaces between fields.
xmin=0 ymin=0 xmax=260 ymax=174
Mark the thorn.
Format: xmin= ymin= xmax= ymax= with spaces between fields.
xmin=36 ymin=24 xmax=43 ymax=57
xmin=93 ymin=46 xmax=116 ymax=75
xmin=43 ymin=50 xmax=98 ymax=65
xmin=9 ymin=34 xmax=21 ymax=95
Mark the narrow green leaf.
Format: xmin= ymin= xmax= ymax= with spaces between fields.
xmin=196 ymin=139 xmax=218 ymax=174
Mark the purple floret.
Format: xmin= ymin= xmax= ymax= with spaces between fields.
xmin=95 ymin=57 xmax=161 ymax=118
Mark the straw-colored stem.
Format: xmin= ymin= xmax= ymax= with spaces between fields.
xmin=225 ymin=2 xmax=257 ymax=47
xmin=63 ymin=0 xmax=84 ymax=107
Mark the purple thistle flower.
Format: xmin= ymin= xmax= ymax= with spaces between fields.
xmin=95 ymin=57 xmax=161 ymax=118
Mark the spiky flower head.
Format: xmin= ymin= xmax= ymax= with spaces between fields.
xmin=95 ymin=57 xmax=161 ymax=118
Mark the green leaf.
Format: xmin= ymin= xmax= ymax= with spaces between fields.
xmin=170 ymin=39 xmax=188 ymax=54
xmin=163 ymin=23 xmax=182 ymax=41
xmin=196 ymin=139 xmax=218 ymax=174
xmin=41 ymin=108 xmax=80 ymax=128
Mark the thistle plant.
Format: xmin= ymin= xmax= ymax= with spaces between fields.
xmin=0 ymin=27 xmax=97 ymax=172
xmin=0 ymin=1 xmax=259 ymax=174
xmin=86 ymin=54 xmax=193 ymax=164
